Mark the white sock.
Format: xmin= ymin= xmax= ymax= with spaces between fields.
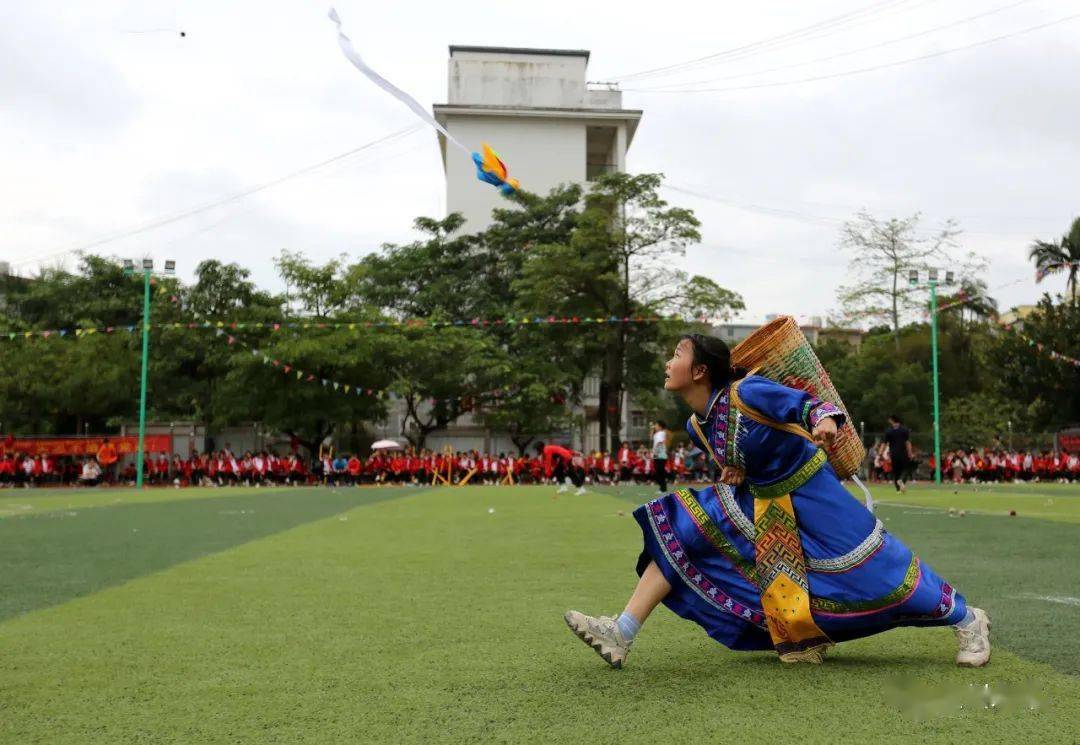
xmin=953 ymin=608 xmax=977 ymax=629
xmin=616 ymin=612 xmax=641 ymax=641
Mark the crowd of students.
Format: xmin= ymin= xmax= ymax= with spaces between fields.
xmin=870 ymin=444 xmax=1080 ymax=484
xmin=7 ymin=439 xmax=1076 ymax=490
xmin=0 ymin=438 xmax=710 ymax=490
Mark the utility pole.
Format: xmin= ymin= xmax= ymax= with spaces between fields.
xmin=124 ymin=258 xmax=175 ymax=490
xmin=909 ymin=268 xmax=954 ymax=485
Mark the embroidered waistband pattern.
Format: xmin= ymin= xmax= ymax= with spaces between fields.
xmin=749 ymin=448 xmax=827 ymax=499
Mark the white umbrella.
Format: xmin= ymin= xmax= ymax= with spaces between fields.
xmin=371 ymin=439 xmax=404 ymax=451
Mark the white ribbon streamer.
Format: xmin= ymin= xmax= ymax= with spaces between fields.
xmin=851 ymin=474 xmax=875 ymax=514
xmin=328 ymin=8 xmax=471 ymax=157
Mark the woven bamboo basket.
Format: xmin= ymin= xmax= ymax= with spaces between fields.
xmin=730 ymin=316 xmax=864 ymax=479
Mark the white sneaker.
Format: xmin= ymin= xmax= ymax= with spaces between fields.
xmin=564 ymin=611 xmax=631 ymax=669
xmin=955 ymin=607 xmax=991 ymax=667
xmin=574 ymin=487 xmax=587 ymax=496
xmin=556 ymin=485 xmax=568 ymax=494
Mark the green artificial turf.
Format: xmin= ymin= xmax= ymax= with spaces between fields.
xmin=1 ymin=483 xmax=1078 ymax=743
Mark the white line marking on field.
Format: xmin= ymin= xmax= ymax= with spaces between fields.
xmin=1012 ymin=594 xmax=1080 ymax=607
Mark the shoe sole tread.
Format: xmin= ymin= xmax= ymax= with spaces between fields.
xmin=565 ymin=616 xmax=624 ymax=669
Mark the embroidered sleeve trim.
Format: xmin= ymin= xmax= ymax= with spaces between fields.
xmin=808 ymin=402 xmax=845 ymax=429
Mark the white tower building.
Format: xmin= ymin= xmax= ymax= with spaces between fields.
xmin=433 ymin=46 xmax=642 ymax=232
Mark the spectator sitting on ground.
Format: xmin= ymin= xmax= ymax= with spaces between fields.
xmin=79 ymin=458 xmax=102 ymax=487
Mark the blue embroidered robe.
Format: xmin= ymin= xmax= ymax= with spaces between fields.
xmin=633 ymin=375 xmax=966 ymax=651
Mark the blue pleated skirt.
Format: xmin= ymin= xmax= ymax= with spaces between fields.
xmin=633 ymin=466 xmax=966 ymax=651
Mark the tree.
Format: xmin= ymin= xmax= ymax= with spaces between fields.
xmin=224 ymin=326 xmax=391 ymax=455
xmin=988 ymin=296 xmax=1080 ymax=431
xmin=477 ymin=380 xmax=573 ymax=455
xmin=156 ymin=261 xmax=283 ymax=436
xmin=837 ymin=212 xmax=965 ymax=351
xmin=1030 ymin=216 xmax=1080 ymax=306
xmin=513 ymin=173 xmax=743 ymax=450
xmin=940 ymin=392 xmax=1034 ymax=451
xmin=276 ymin=251 xmax=348 ymax=317
xmin=346 ymin=214 xmax=482 ymax=319
xmin=382 ymin=328 xmax=508 ymax=448
xmin=0 ymin=255 xmax=161 ymax=434
xmin=938 ymin=277 xmax=997 ymax=330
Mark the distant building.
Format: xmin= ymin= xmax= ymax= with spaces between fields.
xmin=712 ymin=316 xmax=865 ymax=351
xmin=998 ymin=305 xmax=1039 ymax=330
xmin=433 ymin=46 xmax=642 ymax=233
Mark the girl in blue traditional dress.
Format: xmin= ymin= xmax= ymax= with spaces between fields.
xmin=565 ymin=334 xmax=991 ymax=667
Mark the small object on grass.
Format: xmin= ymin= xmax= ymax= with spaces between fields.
xmin=1008 ymin=509 xmax=1016 ymax=517
xmin=617 ymin=510 xmax=625 ymax=517
xmin=488 ymin=507 xmax=495 ymax=514
xmin=948 ymin=507 xmax=957 ymax=516
xmin=959 ymin=510 xmax=967 ymax=517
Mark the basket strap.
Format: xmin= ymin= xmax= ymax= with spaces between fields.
xmin=690 ymin=380 xmax=817 ymax=468
xmin=688 ymin=414 xmax=722 ymax=470
xmin=729 ymin=380 xmax=816 ymax=444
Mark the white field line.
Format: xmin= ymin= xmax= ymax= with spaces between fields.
xmin=1011 ymin=594 xmax=1080 ymax=607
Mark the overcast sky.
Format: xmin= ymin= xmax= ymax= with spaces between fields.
xmin=3 ymin=0 xmax=1078 ymax=324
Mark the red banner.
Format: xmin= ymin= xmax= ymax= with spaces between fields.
xmin=1058 ymin=430 xmax=1080 ymax=455
xmin=1 ymin=435 xmax=172 ymax=457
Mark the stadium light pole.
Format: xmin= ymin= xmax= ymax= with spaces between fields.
xmin=123 ymin=258 xmax=176 ymax=490
xmin=909 ymin=268 xmax=955 ymax=485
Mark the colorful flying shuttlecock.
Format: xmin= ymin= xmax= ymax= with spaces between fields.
xmin=473 ymin=143 xmax=520 ymax=195
xmin=328 ymin=9 xmax=522 ymax=196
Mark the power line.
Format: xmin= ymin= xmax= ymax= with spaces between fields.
xmin=608 ymin=0 xmax=928 ymax=82
xmin=664 ymin=184 xmax=845 ymax=227
xmin=624 ymin=10 xmax=1080 ymax=94
xmin=642 ymin=0 xmax=1037 ymax=91
xmin=663 ymin=183 xmax=1061 ymax=238
xmin=8 ymin=124 xmax=424 ymax=268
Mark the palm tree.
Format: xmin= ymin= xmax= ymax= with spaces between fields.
xmin=941 ymin=278 xmax=997 ymax=329
xmin=1029 ymin=217 xmax=1080 ymax=305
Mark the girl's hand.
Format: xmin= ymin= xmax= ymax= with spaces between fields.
xmin=719 ymin=466 xmax=745 ymax=485
xmin=813 ymin=417 xmax=838 ymax=450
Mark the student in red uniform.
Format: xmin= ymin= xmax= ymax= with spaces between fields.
xmin=0 ymin=454 xmax=14 ymax=487
xmin=536 ymin=442 xmax=585 ymax=495
xmin=272 ymin=452 xmax=289 ymax=484
xmin=287 ymin=454 xmax=306 ymax=485
xmin=39 ymin=454 xmax=56 ymax=485
xmin=616 ymin=441 xmax=632 ymax=484
xmin=227 ymin=450 xmax=242 ymax=484
xmin=251 ymin=452 xmax=266 ymax=486
xmin=404 ymin=451 xmax=418 ymax=484
xmin=96 ymin=439 xmax=119 ymax=484
xmin=345 ymin=453 xmax=362 ymax=485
